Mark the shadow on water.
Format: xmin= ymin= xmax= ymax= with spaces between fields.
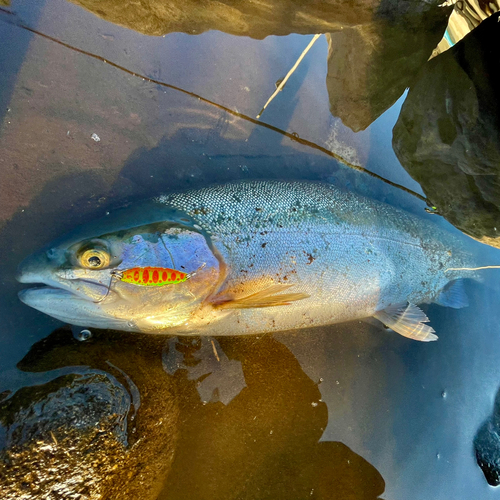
xmin=0 ymin=327 xmax=386 ymax=500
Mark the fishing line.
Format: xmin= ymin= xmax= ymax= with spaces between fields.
xmin=445 ymin=266 xmax=500 ymax=272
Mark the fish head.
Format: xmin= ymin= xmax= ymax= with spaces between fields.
xmin=17 ymin=202 xmax=222 ymax=333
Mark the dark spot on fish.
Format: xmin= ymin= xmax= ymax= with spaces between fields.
xmin=255 ymin=208 xmax=262 ymax=212
xmin=193 ymin=207 xmax=209 ymax=215
xmin=240 ymin=269 xmax=248 ymax=273
xmin=283 ymin=276 xmax=288 ymax=281
xmin=262 ymin=243 xmax=267 ymax=248
xmin=306 ymin=253 xmax=314 ymax=264
xmin=291 ymin=207 xmax=297 ymax=212
xmin=180 ymin=266 xmax=185 ymax=269
xmin=260 ymin=231 xmax=268 ymax=235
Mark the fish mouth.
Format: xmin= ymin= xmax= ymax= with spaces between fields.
xmin=17 ymin=267 xmax=110 ymax=302
xmin=19 ymin=285 xmax=83 ymax=304
xmin=17 ymin=279 xmax=109 ymax=313
xmin=17 ymin=282 xmax=128 ymax=329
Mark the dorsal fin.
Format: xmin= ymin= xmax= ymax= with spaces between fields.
xmin=214 ymin=284 xmax=309 ymax=309
xmin=374 ymin=303 xmax=438 ymax=342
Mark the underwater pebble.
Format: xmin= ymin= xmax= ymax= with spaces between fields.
xmin=91 ymin=133 xmax=101 ymax=142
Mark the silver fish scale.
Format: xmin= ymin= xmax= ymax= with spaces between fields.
xmin=156 ymin=181 xmax=471 ymax=335
xmin=159 ymin=181 xmax=445 ymax=240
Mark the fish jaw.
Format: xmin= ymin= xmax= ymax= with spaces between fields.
xmin=18 ymin=287 xmax=133 ymax=330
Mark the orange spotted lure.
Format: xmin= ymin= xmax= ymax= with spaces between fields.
xmin=95 ymin=265 xmax=205 ymax=303
xmin=114 ymin=267 xmax=190 ymax=286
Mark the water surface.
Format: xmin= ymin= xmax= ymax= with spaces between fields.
xmin=1 ymin=0 xmax=500 ymax=498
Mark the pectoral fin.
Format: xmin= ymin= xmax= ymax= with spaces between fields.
xmin=215 ymin=284 xmax=309 ymax=309
xmin=374 ymin=303 xmax=437 ymax=342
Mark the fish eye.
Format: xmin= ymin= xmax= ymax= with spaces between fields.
xmin=79 ymin=249 xmax=110 ymax=270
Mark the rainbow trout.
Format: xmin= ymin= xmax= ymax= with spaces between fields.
xmin=18 ymin=181 xmax=474 ymax=341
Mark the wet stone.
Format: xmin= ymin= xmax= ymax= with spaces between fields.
xmin=474 ymin=384 xmax=500 ymax=486
xmin=475 ymin=421 xmax=500 ymax=486
xmin=0 ymin=372 xmax=130 ymax=499
xmin=0 ymin=328 xmax=179 ymax=500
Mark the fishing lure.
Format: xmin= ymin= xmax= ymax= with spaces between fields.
xmin=113 ymin=266 xmax=191 ymax=286
xmin=95 ymin=265 xmax=205 ymax=303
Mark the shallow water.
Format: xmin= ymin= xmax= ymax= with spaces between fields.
xmin=1 ymin=0 xmax=500 ymax=498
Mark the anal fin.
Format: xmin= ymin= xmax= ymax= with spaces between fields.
xmin=215 ymin=284 xmax=310 ymax=309
xmin=436 ymin=279 xmax=469 ymax=309
xmin=374 ymin=303 xmax=437 ymax=342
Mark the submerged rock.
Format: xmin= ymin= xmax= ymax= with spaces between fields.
xmin=0 ymin=326 xmax=387 ymax=499
xmin=474 ymin=385 xmax=500 ymax=486
xmin=0 ymin=329 xmax=179 ymax=500
xmin=393 ymin=12 xmax=500 ymax=247
xmin=160 ymin=333 xmax=386 ymax=500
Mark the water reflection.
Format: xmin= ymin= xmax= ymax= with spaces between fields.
xmin=7 ymin=0 xmax=500 ymax=245
xmin=0 ymin=329 xmax=385 ymax=499
xmin=394 ymin=12 xmax=500 ymax=247
xmin=66 ymin=0 xmax=443 ymax=40
xmin=50 ymin=0 xmax=451 ymax=132
xmin=325 ymin=4 xmax=450 ymax=132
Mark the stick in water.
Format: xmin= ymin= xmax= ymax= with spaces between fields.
xmin=256 ymin=34 xmax=322 ymax=119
